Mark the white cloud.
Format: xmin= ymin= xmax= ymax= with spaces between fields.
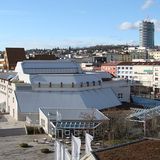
xmin=151 ymin=19 xmax=160 ymax=31
xmin=119 ymin=19 xmax=160 ymax=32
xmin=119 ymin=21 xmax=140 ymax=30
xmin=141 ymin=0 xmax=154 ymax=10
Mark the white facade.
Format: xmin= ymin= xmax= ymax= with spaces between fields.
xmin=133 ymin=65 xmax=153 ymax=87
xmin=116 ymin=62 xmax=160 ymax=93
xmin=0 ymin=60 xmax=130 ymax=121
xmin=117 ymin=64 xmax=133 ymax=80
xmin=80 ymin=63 xmax=94 ymax=71
xmin=148 ymin=51 xmax=160 ymax=60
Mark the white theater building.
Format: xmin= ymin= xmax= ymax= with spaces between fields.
xmin=0 ymin=60 xmax=130 ymax=124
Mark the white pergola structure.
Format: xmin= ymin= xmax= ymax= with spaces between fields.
xmin=127 ymin=106 xmax=160 ymax=136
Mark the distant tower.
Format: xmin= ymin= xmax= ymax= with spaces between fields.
xmin=139 ymin=20 xmax=154 ymax=48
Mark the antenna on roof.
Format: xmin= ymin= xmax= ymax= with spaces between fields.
xmin=145 ymin=15 xmax=151 ymax=22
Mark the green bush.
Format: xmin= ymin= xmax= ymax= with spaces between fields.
xmin=41 ymin=148 xmax=51 ymax=153
xmin=19 ymin=143 xmax=29 ymax=148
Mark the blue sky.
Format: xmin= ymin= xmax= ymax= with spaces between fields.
xmin=0 ymin=0 xmax=159 ymax=49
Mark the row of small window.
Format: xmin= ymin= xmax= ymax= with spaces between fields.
xmin=64 ymin=130 xmax=83 ymax=136
xmin=118 ymin=67 xmax=132 ymax=70
xmin=118 ymin=71 xmax=132 ymax=74
xmin=37 ymin=81 xmax=102 ymax=88
xmin=0 ymin=79 xmax=5 ymax=83
xmin=155 ymin=78 xmax=159 ymax=81
xmin=118 ymin=93 xmax=123 ymax=99
xmin=61 ymin=129 xmax=92 ymax=136
xmin=0 ymin=84 xmax=6 ymax=91
xmin=118 ymin=76 xmax=132 ymax=79
xmin=155 ymin=73 xmax=159 ymax=76
xmin=56 ymin=121 xmax=97 ymax=128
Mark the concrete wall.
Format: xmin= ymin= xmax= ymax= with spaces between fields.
xmin=39 ymin=109 xmax=49 ymax=134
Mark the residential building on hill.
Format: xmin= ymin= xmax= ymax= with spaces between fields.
xmin=148 ymin=50 xmax=160 ymax=60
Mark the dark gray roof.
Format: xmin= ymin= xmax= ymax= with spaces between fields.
xmin=0 ymin=72 xmax=17 ymax=80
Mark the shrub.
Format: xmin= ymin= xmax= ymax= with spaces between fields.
xmin=41 ymin=148 xmax=51 ymax=153
xmin=19 ymin=143 xmax=29 ymax=148
xmin=26 ymin=126 xmax=45 ymax=135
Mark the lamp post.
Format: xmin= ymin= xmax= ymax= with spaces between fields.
xmin=48 ymin=112 xmax=51 ymax=135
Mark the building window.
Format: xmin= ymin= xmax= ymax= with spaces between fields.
xmin=65 ymin=130 xmax=70 ymax=136
xmin=86 ymin=82 xmax=89 ymax=87
xmin=41 ymin=119 xmax=45 ymax=127
xmin=98 ymin=80 xmax=101 ymax=86
xmin=60 ymin=82 xmax=63 ymax=88
xmin=118 ymin=93 xmax=123 ymax=99
xmin=122 ymin=67 xmax=124 ymax=69
xmin=93 ymin=81 xmax=95 ymax=86
xmin=80 ymin=82 xmax=83 ymax=87
xmin=49 ymin=82 xmax=52 ymax=88
xmin=74 ymin=130 xmax=79 ymax=136
xmin=38 ymin=82 xmax=41 ymax=88
xmin=130 ymin=67 xmax=132 ymax=69
xmin=13 ymin=97 xmax=14 ymax=103
xmin=126 ymin=67 xmax=128 ymax=69
xmin=72 ymin=82 xmax=74 ymax=88
xmin=155 ymin=77 xmax=158 ymax=81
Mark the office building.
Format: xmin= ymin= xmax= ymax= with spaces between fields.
xmin=139 ymin=20 xmax=154 ymax=48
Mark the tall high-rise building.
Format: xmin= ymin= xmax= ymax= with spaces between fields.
xmin=139 ymin=20 xmax=154 ymax=48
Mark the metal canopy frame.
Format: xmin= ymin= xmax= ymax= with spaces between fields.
xmin=127 ymin=106 xmax=160 ymax=121
xmin=51 ymin=121 xmax=101 ymax=130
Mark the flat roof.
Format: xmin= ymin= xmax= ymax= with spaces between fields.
xmin=40 ymin=108 xmax=108 ymax=121
xmin=93 ymin=139 xmax=160 ymax=160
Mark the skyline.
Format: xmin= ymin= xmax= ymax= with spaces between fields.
xmin=0 ymin=0 xmax=160 ymax=50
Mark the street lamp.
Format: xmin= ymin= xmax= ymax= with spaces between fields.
xmin=48 ymin=112 xmax=51 ymax=135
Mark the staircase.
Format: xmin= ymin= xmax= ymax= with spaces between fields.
xmin=0 ymin=114 xmax=26 ymax=137
xmin=0 ymin=128 xmax=26 ymax=137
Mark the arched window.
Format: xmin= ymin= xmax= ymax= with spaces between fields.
xmin=72 ymin=82 xmax=74 ymax=88
xmin=38 ymin=82 xmax=41 ymax=88
xmin=60 ymin=82 xmax=63 ymax=88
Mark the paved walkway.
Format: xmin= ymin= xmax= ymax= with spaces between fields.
xmin=0 ymin=114 xmax=26 ymax=136
xmin=0 ymin=114 xmax=25 ymax=129
xmin=0 ymin=134 xmax=55 ymax=160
